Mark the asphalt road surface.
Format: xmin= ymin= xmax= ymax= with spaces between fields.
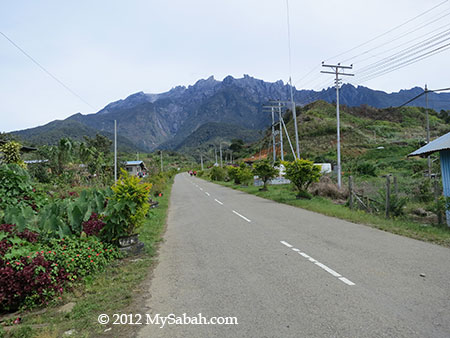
xmin=138 ymin=173 xmax=450 ymax=338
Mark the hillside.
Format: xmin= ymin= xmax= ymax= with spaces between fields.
xmin=249 ymin=101 xmax=450 ymax=174
xmin=11 ymin=75 xmax=450 ymax=152
xmin=12 ymin=119 xmax=141 ymax=152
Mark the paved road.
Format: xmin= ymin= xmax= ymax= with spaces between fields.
xmin=138 ymin=173 xmax=450 ymax=338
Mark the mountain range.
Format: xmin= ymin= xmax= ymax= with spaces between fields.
xmin=12 ymin=75 xmax=450 ymax=152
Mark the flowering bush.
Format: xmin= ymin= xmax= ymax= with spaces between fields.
xmin=0 ymin=254 xmax=67 ymax=312
xmin=45 ymin=236 xmax=122 ymax=280
xmin=0 ymin=224 xmax=121 ymax=312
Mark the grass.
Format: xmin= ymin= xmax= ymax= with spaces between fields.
xmin=2 ymin=178 xmax=174 ymax=338
xmin=204 ymin=178 xmax=450 ymax=248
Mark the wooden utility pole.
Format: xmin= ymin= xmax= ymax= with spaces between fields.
xmin=349 ymin=175 xmax=354 ymax=209
xmin=385 ymin=175 xmax=391 ymax=218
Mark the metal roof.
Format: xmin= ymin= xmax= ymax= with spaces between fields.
xmin=409 ymin=132 xmax=450 ymax=157
xmin=125 ymin=161 xmax=144 ymax=165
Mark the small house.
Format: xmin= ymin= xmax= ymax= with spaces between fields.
xmin=409 ymin=132 xmax=450 ymax=226
xmin=125 ymin=160 xmax=147 ymax=176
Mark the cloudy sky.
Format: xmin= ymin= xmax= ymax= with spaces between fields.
xmin=1 ymin=0 xmax=449 ymax=132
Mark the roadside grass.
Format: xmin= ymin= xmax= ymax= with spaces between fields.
xmin=204 ymin=178 xmax=450 ymax=248
xmin=2 ymin=178 xmax=174 ymax=338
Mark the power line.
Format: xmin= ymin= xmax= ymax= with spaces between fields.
xmin=0 ymin=31 xmax=95 ymax=110
xmin=343 ymin=16 xmax=450 ymax=65
xmin=340 ymin=9 xmax=450 ymax=64
xmin=353 ymin=42 xmax=450 ymax=84
xmin=325 ymin=0 xmax=449 ymax=62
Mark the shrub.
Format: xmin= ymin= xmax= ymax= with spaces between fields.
xmin=197 ymin=170 xmax=204 ymax=177
xmin=82 ymin=213 xmax=105 ymax=237
xmin=0 ymin=164 xmax=35 ymax=209
xmin=227 ymin=166 xmax=240 ymax=184
xmin=210 ymin=166 xmax=227 ymax=181
xmin=284 ymin=159 xmax=321 ymax=198
xmin=0 ymin=141 xmax=25 ymax=168
xmin=0 ymin=225 xmax=66 ymax=312
xmin=253 ymin=160 xmax=278 ymax=190
xmin=355 ymin=162 xmax=377 ymax=177
xmin=45 ymin=236 xmax=121 ymax=280
xmin=0 ymin=254 xmax=67 ymax=312
xmin=0 ymin=226 xmax=121 ymax=311
xmin=103 ymin=169 xmax=152 ymax=242
xmin=236 ymin=164 xmax=253 ymax=186
xmin=415 ymin=179 xmax=433 ymax=202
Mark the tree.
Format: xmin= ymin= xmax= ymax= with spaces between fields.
xmin=0 ymin=141 xmax=26 ymax=168
xmin=253 ymin=160 xmax=278 ymax=191
xmin=230 ymin=139 xmax=244 ymax=152
xmin=284 ymin=159 xmax=321 ymax=198
xmin=236 ymin=163 xmax=253 ymax=186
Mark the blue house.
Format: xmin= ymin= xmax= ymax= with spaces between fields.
xmin=409 ymin=132 xmax=450 ymax=226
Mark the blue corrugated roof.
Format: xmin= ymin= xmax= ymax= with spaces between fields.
xmin=126 ymin=161 xmax=144 ymax=165
xmin=409 ymin=132 xmax=450 ymax=157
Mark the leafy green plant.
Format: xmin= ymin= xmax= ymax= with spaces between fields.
xmin=253 ymin=160 xmax=278 ymax=191
xmin=103 ymin=169 xmax=152 ymax=242
xmin=227 ymin=166 xmax=240 ymax=184
xmin=236 ymin=163 xmax=253 ymax=186
xmin=210 ymin=166 xmax=227 ymax=181
xmin=377 ymin=192 xmax=408 ymax=217
xmin=0 ymin=141 xmax=25 ymax=168
xmin=284 ymin=159 xmax=321 ymax=198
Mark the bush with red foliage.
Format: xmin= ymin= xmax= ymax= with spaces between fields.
xmin=82 ymin=213 xmax=105 ymax=237
xmin=0 ymin=224 xmax=39 ymax=256
xmin=0 ymin=254 xmax=68 ymax=312
xmin=0 ymin=224 xmax=67 ymax=312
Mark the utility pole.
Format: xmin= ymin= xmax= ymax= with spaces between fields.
xmin=114 ymin=120 xmax=117 ymax=183
xmin=425 ymin=84 xmax=431 ymax=178
xmin=215 ymin=146 xmax=218 ymax=165
xmin=271 ymin=107 xmax=276 ymax=163
xmin=321 ymin=62 xmax=354 ymax=189
xmin=278 ymin=101 xmax=284 ymax=161
xmin=289 ymin=78 xmax=300 ymax=159
xmin=160 ymin=151 xmax=163 ymax=172
xmin=219 ymin=143 xmax=223 ymax=167
xmin=200 ymin=154 xmax=204 ymax=171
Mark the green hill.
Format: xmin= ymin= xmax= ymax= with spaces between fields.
xmin=247 ymin=101 xmax=450 ymax=175
xmin=12 ymin=119 xmax=141 ymax=152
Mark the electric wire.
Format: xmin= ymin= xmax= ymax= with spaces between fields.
xmin=0 ymin=31 xmax=95 ymax=110
xmin=325 ymin=0 xmax=449 ymax=62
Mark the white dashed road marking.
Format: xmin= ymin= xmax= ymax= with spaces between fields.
xmin=280 ymin=241 xmax=293 ymax=248
xmin=214 ymin=199 xmax=224 ymax=205
xmin=205 ymin=192 xmax=210 ymax=196
xmin=232 ymin=210 xmax=251 ymax=223
xmin=280 ymin=241 xmax=355 ymax=286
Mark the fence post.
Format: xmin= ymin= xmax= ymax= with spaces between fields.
xmin=434 ymin=177 xmax=443 ymax=225
xmin=385 ymin=175 xmax=391 ymax=218
xmin=393 ymin=176 xmax=398 ymax=195
xmin=349 ymin=175 xmax=353 ymax=209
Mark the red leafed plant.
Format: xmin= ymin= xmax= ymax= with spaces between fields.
xmin=82 ymin=213 xmax=105 ymax=237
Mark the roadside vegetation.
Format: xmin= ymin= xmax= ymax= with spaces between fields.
xmin=199 ymin=157 xmax=450 ymax=248
xmin=0 ymin=136 xmax=182 ymax=337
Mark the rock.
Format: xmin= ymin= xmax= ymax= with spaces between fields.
xmin=63 ymin=329 xmax=76 ymax=336
xmin=58 ymin=302 xmax=76 ymax=314
xmin=119 ymin=240 xmax=145 ymax=256
xmin=413 ymin=208 xmax=428 ymax=217
xmin=420 ymin=273 xmax=426 ymax=278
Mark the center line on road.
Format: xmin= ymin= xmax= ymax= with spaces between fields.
xmin=232 ymin=210 xmax=251 ymax=222
xmin=199 ymin=188 xmax=203 ymax=191
xmin=205 ymin=192 xmax=210 ymax=196
xmin=214 ymin=199 xmax=224 ymax=205
xmin=280 ymin=241 xmax=355 ymax=286
xmin=280 ymin=241 xmax=293 ymax=248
